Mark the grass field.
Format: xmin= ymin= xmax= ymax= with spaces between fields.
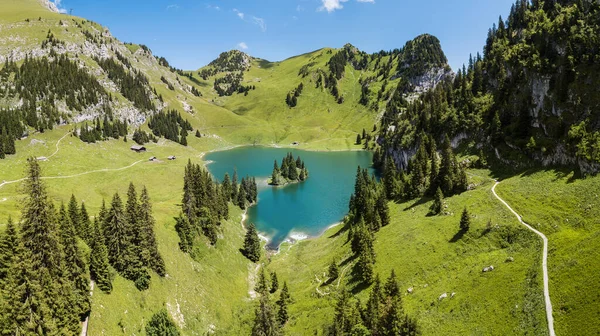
xmin=494 ymin=169 xmax=600 ymax=336
xmin=267 ymin=170 xmax=548 ymax=335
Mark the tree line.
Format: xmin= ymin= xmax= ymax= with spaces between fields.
xmin=285 ymin=82 xmax=304 ymax=107
xmin=175 ymin=161 xmax=257 ymax=252
xmin=78 ymin=113 xmax=128 ymax=143
xmin=148 ymin=109 xmax=193 ymax=146
xmin=94 ymin=56 xmax=156 ymax=111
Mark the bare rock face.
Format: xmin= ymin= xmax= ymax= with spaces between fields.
xmin=38 ymin=0 xmax=60 ymax=13
xmin=409 ymin=67 xmax=454 ymax=95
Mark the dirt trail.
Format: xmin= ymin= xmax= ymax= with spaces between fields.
xmin=491 ymin=181 xmax=555 ymax=336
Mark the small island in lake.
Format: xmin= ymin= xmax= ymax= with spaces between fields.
xmin=269 ymin=152 xmax=309 ymax=186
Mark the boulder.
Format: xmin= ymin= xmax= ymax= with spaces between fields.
xmin=407 ymin=287 xmax=414 ymax=294
xmin=438 ymin=293 xmax=448 ymax=301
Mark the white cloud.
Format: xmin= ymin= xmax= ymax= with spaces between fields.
xmin=233 ymin=8 xmax=245 ymax=19
xmin=206 ymin=4 xmax=221 ymax=11
xmin=319 ymin=0 xmax=348 ymax=12
xmin=251 ymin=16 xmax=267 ymax=32
xmin=296 ymin=5 xmax=304 ymax=12
xmin=237 ymin=42 xmax=248 ymax=50
xmin=166 ymin=4 xmax=180 ymax=10
xmin=319 ymin=0 xmax=374 ymax=12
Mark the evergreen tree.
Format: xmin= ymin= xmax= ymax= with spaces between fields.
xmin=139 ymin=186 xmax=166 ymax=276
xmin=0 ymin=216 xmax=18 ymax=287
xmin=243 ymin=223 xmax=261 ymax=262
xmin=460 ymin=207 xmax=471 ymax=232
xmin=276 ymin=282 xmax=290 ymax=326
xmin=79 ymin=202 xmax=93 ymax=245
xmin=356 ymin=134 xmax=362 ymax=145
xmin=7 ymin=158 xmax=80 ymax=334
xmin=222 ymin=173 xmax=232 ymax=202
xmin=89 ymin=218 xmax=112 ymax=293
xmin=270 ymin=271 xmax=279 ymax=294
xmin=57 ymin=204 xmax=91 ymax=320
xmin=364 ymin=276 xmax=383 ymax=333
xmin=255 ymin=268 xmax=269 ymax=296
xmin=430 ymin=187 xmax=444 ymax=215
xmin=145 ymin=309 xmax=181 ymax=336
xmin=103 ymin=192 xmax=128 ymax=274
xmin=328 ymin=259 xmax=339 ymax=281
xmin=237 ymin=184 xmax=247 ymax=209
xmin=68 ymin=194 xmax=82 ymax=239
xmin=252 ymin=286 xmax=280 ymax=336
xmin=232 ymin=169 xmax=239 ymax=201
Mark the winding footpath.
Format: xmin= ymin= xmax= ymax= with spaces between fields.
xmin=491 ymin=181 xmax=555 ymax=336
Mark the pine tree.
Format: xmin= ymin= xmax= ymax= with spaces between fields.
xmin=0 ymin=216 xmax=18 ymax=287
xmin=243 ymin=223 xmax=261 ymax=262
xmin=237 ymin=184 xmax=247 ymax=209
xmin=145 ymin=309 xmax=181 ymax=336
xmin=68 ymin=194 xmax=82 ymax=238
xmin=460 ymin=207 xmax=471 ymax=232
xmin=255 ymin=268 xmax=269 ymax=296
xmin=276 ymin=282 xmax=290 ymax=326
xmin=376 ymin=191 xmax=390 ymax=227
xmin=89 ymin=218 xmax=112 ymax=293
xmin=57 ymin=204 xmax=91 ymax=319
xmin=270 ymin=271 xmax=279 ymax=294
xmin=222 ymin=173 xmax=232 ymax=201
xmin=9 ymin=158 xmax=80 ymax=334
xmin=328 ymin=259 xmax=339 ymax=281
xmin=252 ymin=271 xmax=280 ymax=336
xmin=231 ymin=169 xmax=239 ymax=201
xmin=364 ymin=276 xmax=382 ymax=333
xmin=103 ymin=192 xmax=128 ymax=273
xmin=79 ymin=202 xmax=93 ymax=245
xmin=139 ymin=186 xmax=165 ymax=276
xmin=430 ymin=187 xmax=444 ymax=215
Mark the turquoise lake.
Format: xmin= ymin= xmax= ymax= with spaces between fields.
xmin=204 ymin=147 xmax=374 ymax=248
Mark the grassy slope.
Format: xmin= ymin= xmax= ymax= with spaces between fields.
xmin=269 ymin=171 xmax=547 ymax=335
xmin=495 ymin=170 xmax=600 ymax=336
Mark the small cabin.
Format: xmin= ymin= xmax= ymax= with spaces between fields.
xmin=168 ymin=156 xmax=176 ymax=160
xmin=149 ymin=157 xmax=157 ymax=162
xmin=130 ymin=145 xmax=146 ymax=152
xmin=292 ymin=141 xmax=299 ymax=146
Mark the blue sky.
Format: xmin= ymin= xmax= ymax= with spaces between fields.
xmin=52 ymin=0 xmax=515 ymax=71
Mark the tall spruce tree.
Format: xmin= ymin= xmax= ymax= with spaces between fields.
xmin=57 ymin=204 xmax=91 ymax=319
xmin=103 ymin=192 xmax=128 ymax=274
xmin=90 ymin=218 xmax=112 ymax=293
xmin=276 ymin=282 xmax=290 ymax=326
xmin=79 ymin=202 xmax=93 ymax=245
xmin=139 ymin=186 xmax=166 ymax=276
xmin=0 ymin=216 xmax=18 ymax=287
xmin=243 ymin=223 xmax=261 ymax=262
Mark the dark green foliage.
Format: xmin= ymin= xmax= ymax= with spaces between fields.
xmin=89 ymin=218 xmax=112 ymax=293
xmin=243 ymin=223 xmax=261 ymax=263
xmin=0 ymin=216 xmax=18 ymax=287
xmin=148 ymin=109 xmax=192 ymax=145
xmin=195 ymin=129 xmax=202 ymax=138
xmin=286 ymin=82 xmax=304 ymax=107
xmin=101 ymin=183 xmax=164 ymax=290
xmin=328 ymin=270 xmax=419 ymax=335
xmin=0 ymin=158 xmax=83 ymax=334
xmin=57 ymin=204 xmax=91 ymax=319
xmin=252 ymin=270 xmax=281 ymax=336
xmin=460 ymin=207 xmax=471 ymax=232
xmin=133 ymin=128 xmax=154 ymax=145
xmin=214 ymin=72 xmax=254 ymax=96
xmin=139 ymin=187 xmax=166 ymax=276
xmin=94 ymin=56 xmax=155 ymax=110
xmin=145 ymin=309 xmax=181 ymax=336
xmin=270 ymin=153 xmax=308 ymax=185
xmin=328 ymin=259 xmax=339 ymax=281
xmin=78 ymin=115 xmax=128 ymax=144
xmin=176 ymin=161 xmax=231 ymax=250
xmin=430 ymin=187 xmax=444 ymax=215
xmin=270 ymin=271 xmax=279 ymax=294
xmin=276 ymin=282 xmax=291 ymax=326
